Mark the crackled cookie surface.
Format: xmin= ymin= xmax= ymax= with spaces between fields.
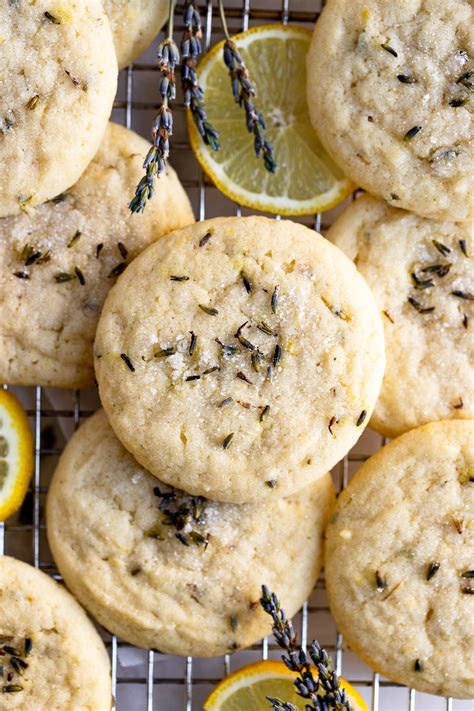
xmin=103 ymin=0 xmax=168 ymax=68
xmin=94 ymin=216 xmax=385 ymax=503
xmin=0 ymin=0 xmax=117 ymax=217
xmin=325 ymin=420 xmax=474 ymax=699
xmin=328 ymin=194 xmax=473 ymax=437
xmin=47 ymin=410 xmax=335 ymax=656
xmin=307 ymin=0 xmax=473 ymax=221
xmin=0 ymin=122 xmax=194 ymax=389
xmin=0 ymin=556 xmax=111 ymax=710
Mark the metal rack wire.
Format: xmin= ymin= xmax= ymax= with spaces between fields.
xmin=1 ymin=2 xmax=471 ymax=710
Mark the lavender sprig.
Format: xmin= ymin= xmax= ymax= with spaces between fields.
xmin=180 ymin=1 xmax=220 ymax=150
xmin=217 ymin=0 xmax=276 ymax=172
xmin=129 ymin=0 xmax=179 ymax=213
xmin=260 ymin=586 xmax=352 ymax=711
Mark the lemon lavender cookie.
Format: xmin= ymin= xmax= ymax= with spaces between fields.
xmin=103 ymin=0 xmax=168 ymax=68
xmin=328 ymin=194 xmax=473 ymax=437
xmin=0 ymin=556 xmax=111 ymax=709
xmin=0 ymin=122 xmax=194 ymax=389
xmin=307 ymin=0 xmax=473 ymax=221
xmin=47 ymin=410 xmax=335 ymax=657
xmin=0 ymin=0 xmax=117 ymax=217
xmin=325 ymin=420 xmax=474 ymax=699
xmin=94 ymin=216 xmax=385 ymax=503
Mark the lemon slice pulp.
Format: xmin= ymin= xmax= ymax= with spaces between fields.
xmin=203 ymin=659 xmax=368 ymax=711
xmin=0 ymin=390 xmax=33 ymax=522
xmin=189 ymin=24 xmax=354 ymax=215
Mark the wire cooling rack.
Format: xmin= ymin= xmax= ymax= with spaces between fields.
xmin=1 ymin=2 xmax=472 ymax=710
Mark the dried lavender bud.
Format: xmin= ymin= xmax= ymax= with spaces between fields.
xmin=375 ymin=571 xmax=387 ymax=592
xmin=54 ymin=272 xmax=75 ymax=283
xmin=241 ymin=271 xmax=252 ymax=293
xmin=273 ymin=344 xmax=282 ymax=367
xmin=251 ymin=350 xmax=263 ymax=372
xmin=199 ymin=304 xmax=219 ymax=315
xmin=189 ymin=331 xmax=197 ymax=356
xmin=108 ymin=262 xmax=127 ymax=278
xmin=202 ymin=366 xmax=220 ymax=375
xmin=432 ymin=239 xmax=451 ymax=256
xmin=215 ymin=338 xmax=240 ymax=356
xmin=153 ymin=485 xmax=209 ymax=547
xmin=408 ymin=296 xmax=435 ymax=314
xmin=74 ymin=267 xmax=85 ymax=285
xmin=51 ymin=192 xmax=68 ymax=204
xmin=44 ymin=11 xmax=60 ymax=24
xmin=452 ymin=290 xmax=474 ymax=301
xmin=404 ymin=125 xmax=422 ymax=141
xmin=236 ymin=333 xmax=255 ymax=351
xmin=67 ymin=230 xmax=82 ymax=248
xmin=421 ymin=263 xmax=451 ymax=277
xmin=449 ymin=97 xmax=468 ymax=107
xmin=328 ymin=416 xmax=337 ymax=435
xmin=271 ymin=285 xmax=280 ymax=313
xmin=356 ymin=410 xmax=367 ymax=427
xmin=26 ymin=95 xmax=40 ymax=110
xmin=120 ymin=353 xmax=135 ymax=372
xmin=459 ymin=239 xmax=469 ymax=257
xmin=236 ymin=371 xmax=254 ymax=385
xmin=426 ymin=561 xmax=440 ymax=581
xmin=118 ymin=242 xmax=129 ymax=260
xmin=154 ymin=347 xmax=176 ymax=358
xmin=397 ymin=74 xmax=416 ymax=84
xmin=456 ymin=70 xmax=473 ymax=90
xmin=257 ymin=321 xmax=277 ymax=337
xmin=199 ymin=231 xmax=212 ymax=247
xmin=411 ymin=272 xmax=434 ymax=290
xmin=381 ymin=42 xmax=397 ymax=57
xmin=222 ymin=432 xmax=235 ymax=449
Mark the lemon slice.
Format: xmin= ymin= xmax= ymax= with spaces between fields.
xmin=204 ymin=659 xmax=368 ymax=711
xmin=0 ymin=390 xmax=34 ymax=522
xmin=189 ymin=25 xmax=354 ymax=215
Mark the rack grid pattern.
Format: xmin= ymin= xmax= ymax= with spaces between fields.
xmin=1 ymin=2 xmax=471 ymax=710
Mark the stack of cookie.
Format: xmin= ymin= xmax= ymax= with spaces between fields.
xmin=0 ymin=3 xmax=193 ymax=704
xmin=46 ymin=214 xmax=385 ymax=657
xmin=307 ymin=0 xmax=473 ymax=439
xmin=304 ymin=0 xmax=474 ymax=699
xmin=1 ymin=1 xmax=194 ymax=389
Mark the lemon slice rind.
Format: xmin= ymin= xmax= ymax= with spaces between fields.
xmin=203 ymin=659 xmax=368 ymax=711
xmin=0 ymin=390 xmax=34 ymax=522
